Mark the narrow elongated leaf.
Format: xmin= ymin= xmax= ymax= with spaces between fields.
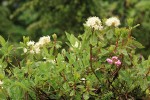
xmin=0 ymin=35 xmax=6 ymax=46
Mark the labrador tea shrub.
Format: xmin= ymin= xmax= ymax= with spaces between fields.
xmin=0 ymin=16 xmax=150 ymax=100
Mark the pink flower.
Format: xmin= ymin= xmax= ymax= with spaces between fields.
xmin=106 ymin=58 xmax=113 ymax=64
xmin=112 ymin=56 xmax=118 ymax=61
xmin=115 ymin=60 xmax=121 ymax=67
xmin=106 ymin=56 xmax=122 ymax=67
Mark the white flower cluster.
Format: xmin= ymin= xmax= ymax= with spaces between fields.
xmin=85 ymin=16 xmax=103 ymax=30
xmin=105 ymin=17 xmax=120 ymax=27
xmin=85 ymin=16 xmax=120 ymax=30
xmin=24 ymin=36 xmax=50 ymax=54
xmin=27 ymin=41 xmax=35 ymax=46
xmin=35 ymin=36 xmax=50 ymax=47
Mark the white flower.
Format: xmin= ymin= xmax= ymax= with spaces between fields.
xmin=0 ymin=80 xmax=3 ymax=85
xmin=32 ymin=43 xmax=40 ymax=54
xmin=34 ymin=47 xmax=40 ymax=54
xmin=26 ymin=36 xmax=50 ymax=54
xmin=33 ymin=42 xmax=41 ymax=49
xmin=85 ymin=16 xmax=103 ymax=30
xmin=81 ymin=78 xmax=86 ymax=81
xmin=29 ymin=49 xmax=35 ymax=54
xmin=27 ymin=41 xmax=35 ymax=46
xmin=105 ymin=17 xmax=120 ymax=27
xmin=23 ymin=48 xmax=27 ymax=53
xmin=36 ymin=41 xmax=44 ymax=47
xmin=33 ymin=36 xmax=50 ymax=48
xmin=38 ymin=36 xmax=50 ymax=46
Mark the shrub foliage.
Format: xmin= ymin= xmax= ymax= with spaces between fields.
xmin=0 ymin=17 xmax=150 ymax=99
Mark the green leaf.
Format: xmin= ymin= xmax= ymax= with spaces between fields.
xmin=108 ymin=45 xmax=115 ymax=52
xmin=65 ymin=32 xmax=71 ymax=41
xmin=74 ymin=72 xmax=80 ymax=81
xmin=132 ymin=40 xmax=144 ymax=49
xmin=127 ymin=18 xmax=134 ymax=27
xmin=63 ymin=82 xmax=71 ymax=91
xmin=15 ymin=82 xmax=31 ymax=92
xmin=135 ymin=0 xmax=150 ymax=11
xmin=119 ymin=49 xmax=128 ymax=56
xmin=115 ymin=28 xmax=120 ymax=37
xmin=102 ymin=92 xmax=113 ymax=100
xmin=77 ymin=85 xmax=84 ymax=89
xmin=70 ymin=90 xmax=75 ymax=96
xmin=66 ymin=32 xmax=80 ymax=48
xmin=90 ymin=35 xmax=97 ymax=46
xmin=23 ymin=36 xmax=29 ymax=44
xmin=8 ymin=45 xmax=13 ymax=54
xmin=0 ymin=35 xmax=6 ymax=46
xmin=57 ymin=53 xmax=64 ymax=64
xmin=95 ymin=70 xmax=103 ymax=79
xmin=140 ymin=79 xmax=148 ymax=91
xmin=106 ymin=30 xmax=113 ymax=39
xmin=83 ymin=92 xmax=89 ymax=100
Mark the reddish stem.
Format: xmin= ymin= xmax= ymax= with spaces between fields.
xmin=90 ymin=44 xmax=100 ymax=82
xmin=114 ymin=38 xmax=119 ymax=53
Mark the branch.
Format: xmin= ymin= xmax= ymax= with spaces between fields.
xmin=90 ymin=44 xmax=100 ymax=82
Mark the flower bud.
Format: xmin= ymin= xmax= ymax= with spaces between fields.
xmin=52 ymin=33 xmax=57 ymax=40
xmin=106 ymin=58 xmax=113 ymax=64
xmin=112 ymin=56 xmax=118 ymax=61
xmin=115 ymin=60 xmax=121 ymax=67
